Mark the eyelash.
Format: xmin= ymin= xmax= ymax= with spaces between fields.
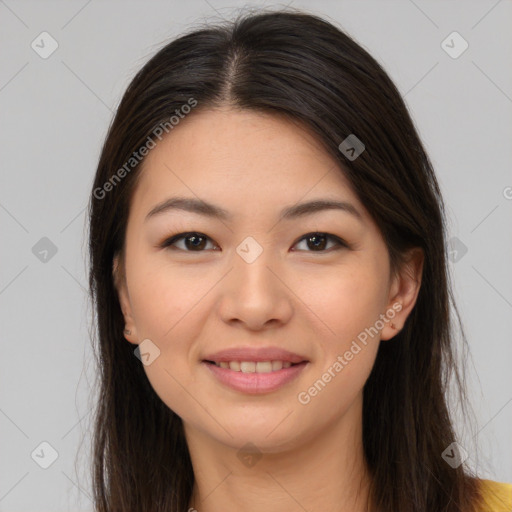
xmin=159 ymin=231 xmax=349 ymax=253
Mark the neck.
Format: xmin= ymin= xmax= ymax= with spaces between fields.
xmin=184 ymin=393 xmax=371 ymax=512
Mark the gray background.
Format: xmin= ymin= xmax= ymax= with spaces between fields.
xmin=1 ymin=0 xmax=511 ymax=510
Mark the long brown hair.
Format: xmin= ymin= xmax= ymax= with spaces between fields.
xmin=87 ymin=7 xmax=485 ymax=511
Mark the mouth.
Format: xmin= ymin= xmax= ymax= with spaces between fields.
xmin=203 ymin=360 xmax=305 ymax=373
xmin=202 ymin=359 xmax=309 ymax=394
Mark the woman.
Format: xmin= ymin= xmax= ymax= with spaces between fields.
xmin=87 ymin=8 xmax=511 ymax=511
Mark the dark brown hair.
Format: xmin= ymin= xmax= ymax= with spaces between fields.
xmin=87 ymin=7 xmax=485 ymax=511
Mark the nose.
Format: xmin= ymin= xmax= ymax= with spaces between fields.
xmin=216 ymin=245 xmax=294 ymax=331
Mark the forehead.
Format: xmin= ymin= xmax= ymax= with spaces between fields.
xmin=129 ymin=107 xmax=368 ymax=223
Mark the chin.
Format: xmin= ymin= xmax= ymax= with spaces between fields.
xmin=201 ymin=411 xmax=310 ymax=452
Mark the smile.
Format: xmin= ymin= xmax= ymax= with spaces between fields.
xmin=208 ymin=360 xmax=296 ymax=372
xmin=203 ymin=360 xmax=308 ymax=393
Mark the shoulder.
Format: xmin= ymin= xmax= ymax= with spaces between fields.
xmin=477 ymin=479 xmax=512 ymax=511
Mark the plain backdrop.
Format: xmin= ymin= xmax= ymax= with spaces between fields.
xmin=0 ymin=1 xmax=511 ymax=510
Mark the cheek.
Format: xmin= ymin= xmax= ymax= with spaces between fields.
xmin=141 ymin=357 xmax=208 ymax=428
xmin=296 ymin=260 xmax=388 ymax=350
xmin=295 ymin=268 xmax=384 ymax=414
xmin=128 ymin=256 xmax=212 ymax=341
xmin=306 ymin=261 xmax=388 ymax=402
xmin=126 ymin=261 xmax=211 ymax=419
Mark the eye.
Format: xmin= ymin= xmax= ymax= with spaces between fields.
xmin=160 ymin=232 xmax=218 ymax=252
xmin=292 ymin=232 xmax=348 ymax=252
xmin=160 ymin=231 xmax=348 ymax=253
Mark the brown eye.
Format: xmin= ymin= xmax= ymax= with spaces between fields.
xmin=160 ymin=231 xmax=347 ymax=253
xmin=292 ymin=232 xmax=347 ymax=252
xmin=161 ymin=232 xmax=217 ymax=251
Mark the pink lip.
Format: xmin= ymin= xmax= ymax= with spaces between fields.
xmin=203 ymin=361 xmax=309 ymax=394
xmin=202 ymin=346 xmax=308 ymax=364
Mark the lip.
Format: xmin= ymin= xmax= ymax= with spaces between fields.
xmin=201 ymin=346 xmax=310 ymax=394
xmin=203 ymin=360 xmax=309 ymax=394
xmin=202 ymin=346 xmax=308 ymax=364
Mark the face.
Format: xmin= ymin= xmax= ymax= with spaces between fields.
xmin=114 ymin=107 xmax=422 ymax=453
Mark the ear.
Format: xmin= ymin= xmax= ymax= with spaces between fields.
xmin=380 ymin=247 xmax=424 ymax=341
xmin=113 ymin=253 xmax=139 ymax=345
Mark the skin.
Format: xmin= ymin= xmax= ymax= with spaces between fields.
xmin=113 ymin=107 xmax=424 ymax=512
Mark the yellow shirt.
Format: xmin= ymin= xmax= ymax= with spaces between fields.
xmin=479 ymin=479 xmax=512 ymax=511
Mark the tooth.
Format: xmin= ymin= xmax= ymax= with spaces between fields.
xmin=271 ymin=360 xmax=283 ymax=371
xmin=240 ymin=361 xmax=256 ymax=373
xmin=256 ymin=361 xmax=272 ymax=373
xmin=229 ymin=361 xmax=241 ymax=371
xmin=217 ymin=360 xmax=294 ymax=372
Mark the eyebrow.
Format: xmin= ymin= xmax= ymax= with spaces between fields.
xmin=144 ymin=196 xmax=363 ymax=223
